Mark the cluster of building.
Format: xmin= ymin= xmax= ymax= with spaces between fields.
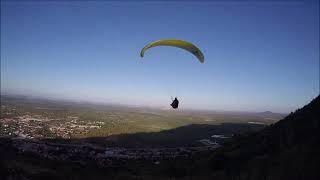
xmin=1 ymin=115 xmax=47 ymax=138
xmin=0 ymin=113 xmax=104 ymax=139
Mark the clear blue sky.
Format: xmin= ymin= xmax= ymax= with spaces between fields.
xmin=1 ymin=0 xmax=319 ymax=113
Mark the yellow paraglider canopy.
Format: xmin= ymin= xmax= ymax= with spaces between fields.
xmin=140 ymin=39 xmax=204 ymax=63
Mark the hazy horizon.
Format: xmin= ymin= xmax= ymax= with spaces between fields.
xmin=1 ymin=0 xmax=319 ymax=113
xmin=0 ymin=92 xmax=301 ymax=114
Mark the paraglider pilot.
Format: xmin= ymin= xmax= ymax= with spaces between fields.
xmin=171 ymin=97 xmax=179 ymax=109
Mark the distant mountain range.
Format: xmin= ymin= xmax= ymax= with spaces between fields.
xmin=1 ymin=94 xmax=287 ymax=117
xmin=254 ymin=110 xmax=286 ymax=120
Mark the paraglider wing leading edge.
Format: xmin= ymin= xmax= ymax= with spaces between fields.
xmin=140 ymin=39 xmax=204 ymax=63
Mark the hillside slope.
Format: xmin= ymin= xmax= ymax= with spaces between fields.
xmin=204 ymin=95 xmax=320 ymax=180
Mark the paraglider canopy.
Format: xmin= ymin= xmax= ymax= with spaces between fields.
xmin=140 ymin=39 xmax=204 ymax=63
